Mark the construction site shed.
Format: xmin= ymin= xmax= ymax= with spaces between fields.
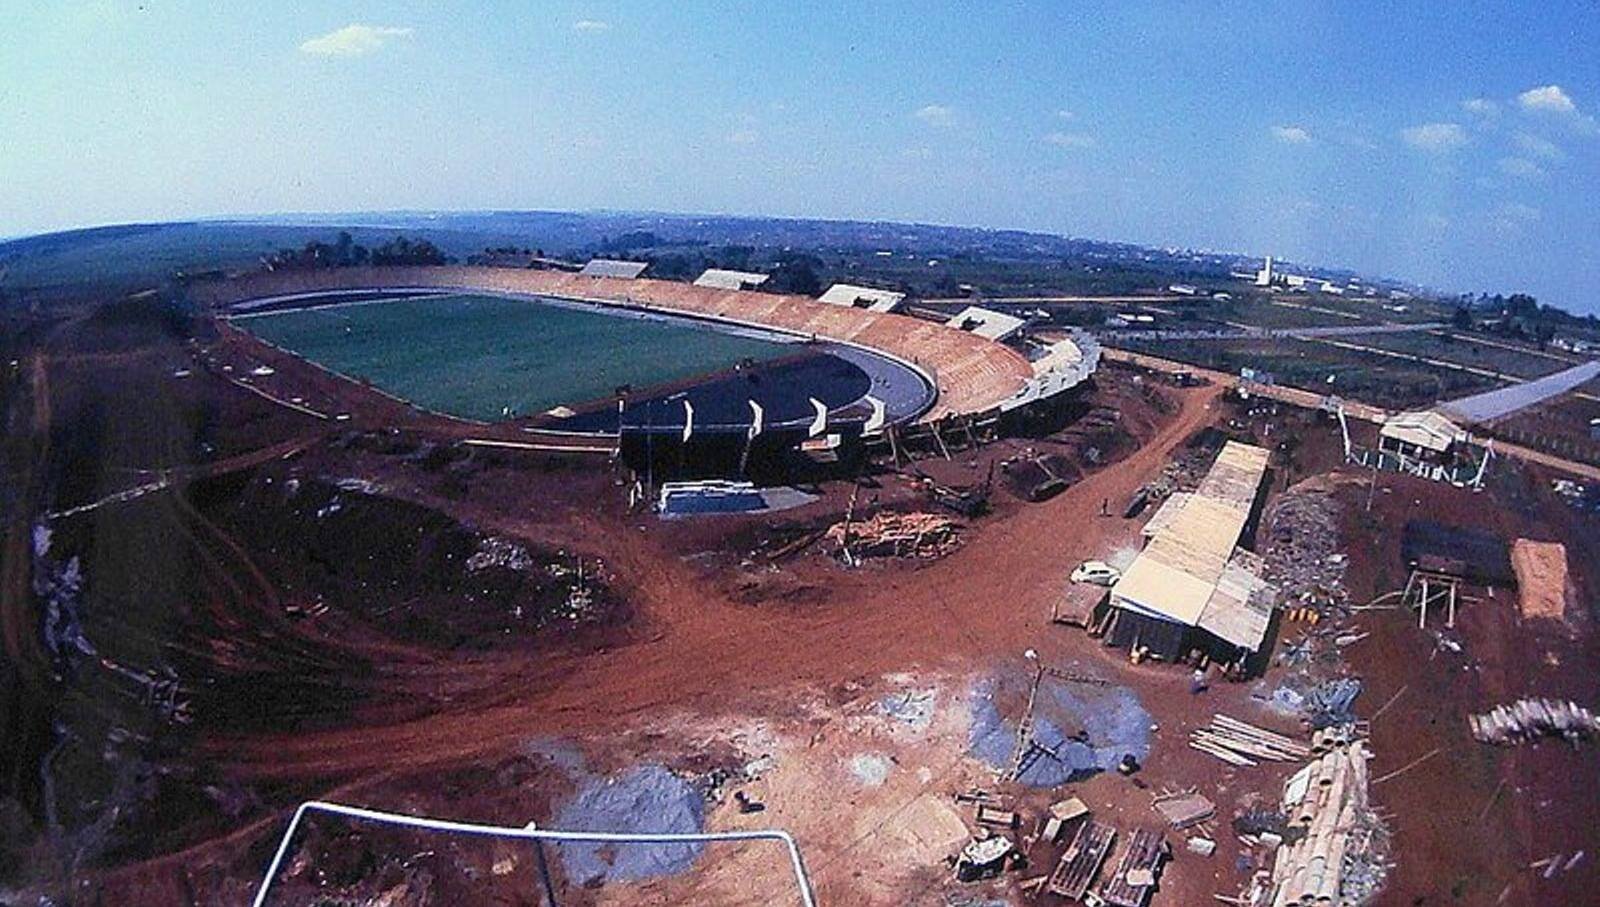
xmin=1104 ymin=442 xmax=1275 ymax=664
xmin=1379 ymin=411 xmax=1464 ymax=461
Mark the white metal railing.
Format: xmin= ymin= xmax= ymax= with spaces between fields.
xmin=253 ymin=800 xmax=817 ymax=907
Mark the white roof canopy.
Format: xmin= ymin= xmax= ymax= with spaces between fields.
xmin=694 ymin=269 xmax=769 ymax=290
xmin=578 ymin=259 xmax=649 ymax=279
xmin=945 ymin=306 xmax=1025 ymax=342
xmin=817 ymin=284 xmax=906 ymax=312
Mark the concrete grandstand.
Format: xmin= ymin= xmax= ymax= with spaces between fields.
xmin=191 ymin=265 xmax=1093 ymax=430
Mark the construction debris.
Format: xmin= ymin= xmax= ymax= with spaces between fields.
xmin=1190 ymin=715 xmax=1312 ymax=766
xmin=955 ymin=835 xmax=1016 ymax=882
xmin=1259 ymin=484 xmax=1349 ymax=619
xmin=826 ymin=511 xmax=961 ymax=562
xmin=1530 ymin=850 xmax=1586 ymax=879
xmin=1097 ymin=827 xmax=1170 ymax=907
xmin=1040 ymin=797 xmax=1090 ymax=844
xmin=974 ymin=804 xmax=1020 ymax=830
xmin=1047 ymin=820 xmax=1117 ymax=900
xmin=1469 ymin=698 xmax=1600 ymax=747
xmin=1151 ymin=790 xmax=1216 ymax=829
xmin=1301 ymin=678 xmax=1363 ymax=729
xmin=1258 ymin=730 xmax=1389 ymax=907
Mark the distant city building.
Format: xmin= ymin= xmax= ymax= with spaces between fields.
xmin=1168 ymin=283 xmax=1198 ymax=296
xmin=1255 ymin=255 xmax=1274 ymax=287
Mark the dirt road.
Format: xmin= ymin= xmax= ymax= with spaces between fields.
xmin=207 ymin=386 xmax=1223 ymax=783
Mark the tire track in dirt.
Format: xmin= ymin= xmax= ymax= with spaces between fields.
xmin=203 ymin=384 xmax=1223 ymax=782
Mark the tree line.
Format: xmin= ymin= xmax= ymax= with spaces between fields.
xmin=263 ymin=231 xmax=448 ymax=271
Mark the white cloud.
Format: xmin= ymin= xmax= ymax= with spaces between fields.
xmin=1515 ymin=84 xmax=1599 ymax=136
xmin=299 ymin=24 xmax=412 ymax=57
xmin=1517 ymin=84 xmax=1575 ymax=114
xmin=1500 ymin=202 xmax=1540 ymax=223
xmin=1400 ymin=122 xmax=1467 ymax=152
xmin=1513 ymin=132 xmax=1563 ymax=161
xmin=1270 ymin=125 xmax=1312 ymax=145
xmin=1056 ymin=109 xmax=1076 ymax=120
xmin=1498 ymin=157 xmax=1545 ymax=179
xmin=727 ymin=128 xmax=758 ymax=145
xmin=1045 ymin=131 xmax=1095 ymax=149
xmin=914 ymin=104 xmax=954 ymax=127
xmin=1462 ymin=97 xmax=1499 ymax=118
xmin=573 ymin=19 xmax=611 ymax=32
xmin=1491 ymin=202 xmax=1541 ymax=235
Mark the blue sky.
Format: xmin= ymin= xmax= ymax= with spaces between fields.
xmin=3 ymin=2 xmax=1597 ymax=311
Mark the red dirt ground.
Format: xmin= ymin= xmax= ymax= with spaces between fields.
xmin=7 ymin=295 xmax=1600 ymax=907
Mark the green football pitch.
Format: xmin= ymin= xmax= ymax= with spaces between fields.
xmin=238 ymin=293 xmax=795 ymax=421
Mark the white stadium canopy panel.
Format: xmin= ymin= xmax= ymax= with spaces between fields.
xmin=817 ymin=284 xmax=906 ymax=313
xmin=945 ymin=306 xmax=1025 ymax=342
xmin=694 ymin=269 xmax=770 ymax=290
xmin=578 ymin=258 xmax=649 ymax=279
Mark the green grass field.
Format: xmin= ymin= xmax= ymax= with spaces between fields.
xmin=1331 ymin=330 xmax=1572 ymax=380
xmin=239 ymin=294 xmax=795 ymax=420
xmin=1120 ymin=336 xmax=1503 ymax=410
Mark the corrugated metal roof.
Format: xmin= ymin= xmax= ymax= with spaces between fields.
xmin=578 ymin=259 xmax=649 ymax=279
xmin=1197 ymin=549 xmax=1276 ymax=650
xmin=817 ymin=284 xmax=906 ymax=312
xmin=1109 ymin=441 xmax=1272 ymax=649
xmin=1140 ymin=492 xmax=1192 ymax=538
xmin=693 ymin=269 xmax=769 ymax=290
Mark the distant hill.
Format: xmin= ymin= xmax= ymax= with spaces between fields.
xmin=0 ymin=210 xmax=1421 ymax=313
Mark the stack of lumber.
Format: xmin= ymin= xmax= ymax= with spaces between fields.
xmin=1269 ymin=737 xmax=1373 ymax=907
xmin=1190 ymin=715 xmax=1312 ymax=767
xmin=1468 ymin=698 xmax=1600 ymax=747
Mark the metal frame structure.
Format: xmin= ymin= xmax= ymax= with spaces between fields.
xmin=253 ymin=800 xmax=818 ymax=907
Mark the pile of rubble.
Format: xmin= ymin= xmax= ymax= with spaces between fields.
xmin=1259 ymin=485 xmax=1349 ymax=619
xmin=1123 ymin=443 xmax=1216 ymax=517
xmin=1469 ymin=698 xmax=1600 ymax=747
xmin=828 ymin=511 xmax=961 ymax=562
xmin=948 ymin=789 xmax=1169 ymax=907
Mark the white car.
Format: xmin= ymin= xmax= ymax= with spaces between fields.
xmin=1071 ymin=560 xmax=1122 ymax=587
